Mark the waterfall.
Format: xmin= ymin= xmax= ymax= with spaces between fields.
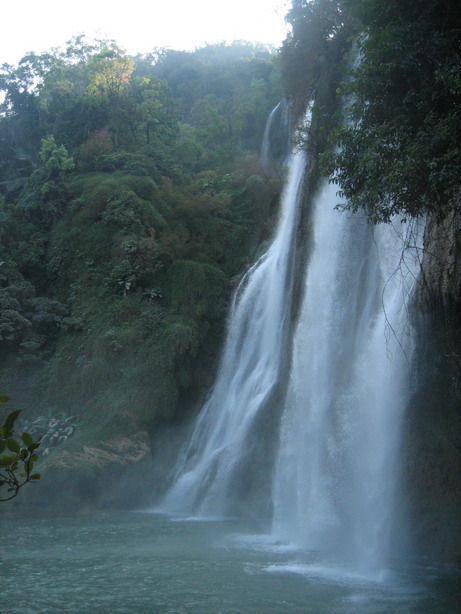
xmin=271 ymin=180 xmax=423 ymax=574
xmin=260 ymin=99 xmax=291 ymax=167
xmin=160 ymin=112 xmax=308 ymax=517
xmin=161 ymin=102 xmax=423 ymax=574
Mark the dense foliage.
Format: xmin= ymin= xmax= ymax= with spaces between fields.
xmin=0 ymin=38 xmax=283 ymax=495
xmin=279 ymin=0 xmax=348 ymax=113
xmin=280 ymin=0 xmax=461 ymax=222
xmin=330 ymin=0 xmax=461 ymax=222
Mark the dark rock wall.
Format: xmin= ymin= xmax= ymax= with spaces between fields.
xmin=403 ymin=210 xmax=461 ymax=565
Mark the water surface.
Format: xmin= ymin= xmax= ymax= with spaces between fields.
xmin=1 ymin=512 xmax=459 ymax=613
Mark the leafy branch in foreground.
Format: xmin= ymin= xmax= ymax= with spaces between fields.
xmin=0 ymin=396 xmax=42 ymax=502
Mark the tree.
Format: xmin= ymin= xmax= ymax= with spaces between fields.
xmin=21 ymin=135 xmax=75 ymax=213
xmin=0 ymin=395 xmax=41 ymax=502
xmin=326 ymin=0 xmax=461 ymax=222
xmin=279 ymin=0 xmax=347 ymax=115
xmin=38 ymin=135 xmax=75 ymax=177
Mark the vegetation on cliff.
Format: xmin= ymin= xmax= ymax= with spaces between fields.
xmin=280 ymin=0 xmax=460 ymax=223
xmin=329 ymin=0 xmax=461 ymax=223
xmin=0 ymin=39 xmax=284 ymax=508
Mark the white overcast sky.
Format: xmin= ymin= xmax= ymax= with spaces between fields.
xmin=2 ymin=0 xmax=290 ymax=65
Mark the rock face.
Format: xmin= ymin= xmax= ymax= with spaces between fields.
xmin=418 ymin=211 xmax=461 ymax=306
xmin=403 ymin=210 xmax=461 ymax=565
xmin=51 ymin=432 xmax=151 ymax=470
xmin=18 ymin=431 xmax=155 ymax=514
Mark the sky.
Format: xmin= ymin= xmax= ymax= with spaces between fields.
xmin=2 ymin=0 xmax=290 ymax=65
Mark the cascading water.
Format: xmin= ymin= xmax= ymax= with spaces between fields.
xmin=160 ymin=113 xmax=309 ymax=517
xmin=161 ymin=102 xmax=423 ymax=576
xmin=271 ymin=180 xmax=423 ymax=575
xmin=260 ymin=99 xmax=291 ymax=167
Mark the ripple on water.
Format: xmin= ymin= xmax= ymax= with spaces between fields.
xmin=1 ymin=512 xmax=459 ymax=614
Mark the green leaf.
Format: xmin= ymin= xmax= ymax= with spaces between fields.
xmin=6 ymin=438 xmax=21 ymax=454
xmin=0 ymin=440 xmax=6 ymax=454
xmin=21 ymin=432 xmax=33 ymax=447
xmin=0 ymin=395 xmax=11 ymax=404
xmin=30 ymin=474 xmax=40 ymax=480
xmin=3 ymin=410 xmax=21 ymax=434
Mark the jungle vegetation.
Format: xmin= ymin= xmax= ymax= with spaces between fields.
xmin=279 ymin=0 xmax=461 ymax=222
xmin=0 ymin=39 xmax=284 ymax=499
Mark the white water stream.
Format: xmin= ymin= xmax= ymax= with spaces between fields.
xmin=161 ymin=105 xmax=423 ymax=575
xmin=272 ymin=181 xmax=423 ymax=575
xmin=260 ymin=98 xmax=291 ymax=166
xmin=161 ymin=121 xmax=308 ymax=517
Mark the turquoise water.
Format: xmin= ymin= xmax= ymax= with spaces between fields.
xmin=1 ymin=512 xmax=459 ymax=613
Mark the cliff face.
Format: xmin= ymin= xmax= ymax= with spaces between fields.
xmin=419 ymin=211 xmax=461 ymax=305
xmin=403 ymin=210 xmax=461 ymax=564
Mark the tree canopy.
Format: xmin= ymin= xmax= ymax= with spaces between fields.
xmin=280 ymin=0 xmax=461 ymax=223
xmin=330 ymin=0 xmax=461 ymax=222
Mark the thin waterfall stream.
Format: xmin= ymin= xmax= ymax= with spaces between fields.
xmin=160 ymin=104 xmax=424 ymax=576
xmin=161 ymin=112 xmax=309 ymax=517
